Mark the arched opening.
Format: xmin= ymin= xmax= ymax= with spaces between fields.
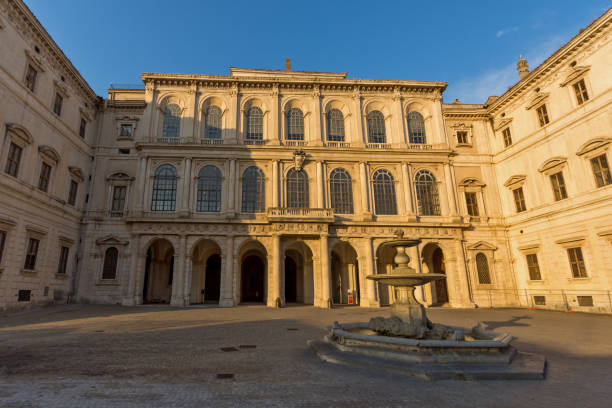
xmin=283 ymin=241 xmax=314 ymax=305
xmin=143 ymin=238 xmax=174 ymax=304
xmin=190 ymin=239 xmax=222 ymax=304
xmin=241 ymin=254 xmax=265 ymax=303
xmin=331 ymin=242 xmax=360 ymax=305
xmin=375 ymin=243 xmax=396 ymax=306
xmin=421 ymin=243 xmax=449 ymax=305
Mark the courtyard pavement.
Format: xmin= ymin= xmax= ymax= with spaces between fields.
xmin=0 ymin=304 xmax=611 ymax=407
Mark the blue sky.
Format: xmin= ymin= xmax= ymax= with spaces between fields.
xmin=25 ymin=0 xmax=611 ymax=103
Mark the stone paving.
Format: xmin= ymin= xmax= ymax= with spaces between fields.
xmin=0 ymin=304 xmax=611 ymax=407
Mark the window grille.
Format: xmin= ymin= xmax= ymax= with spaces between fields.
xmin=465 ymin=192 xmax=479 ymax=216
xmin=475 ymin=253 xmax=491 ymax=284
xmin=577 ymin=296 xmax=593 ymax=307
xmin=120 ymin=124 xmax=133 ymax=137
xmin=573 ymin=79 xmax=589 ymax=105
xmin=327 ymin=109 xmax=345 ymax=142
xmin=24 ymin=238 xmax=39 ymax=270
xmin=246 ymin=107 xmax=263 ymax=140
xmin=414 ymin=170 xmax=440 ymax=215
xmin=57 ymin=246 xmax=69 ymax=274
xmin=550 ymin=172 xmax=567 ymax=201
xmin=111 ymin=186 xmax=127 ymax=216
xmin=367 ymin=111 xmax=386 ymax=144
xmin=456 ymin=131 xmax=468 ymax=144
xmin=205 ymin=106 xmax=222 ymax=139
xmin=241 ymin=166 xmax=265 ymax=213
xmin=102 ymin=247 xmax=118 ymax=279
xmin=591 ymin=154 xmax=612 ymax=187
xmin=18 ymin=290 xmax=31 ymax=302
xmin=287 ymin=108 xmax=304 ymax=140
xmin=5 ymin=143 xmax=22 ymax=177
xmin=286 ymin=168 xmax=309 ymax=208
xmin=372 ymin=169 xmax=397 ymax=215
xmin=197 ymin=166 xmax=222 ymax=212
xmin=38 ymin=163 xmax=51 ymax=192
xmin=329 ymin=168 xmax=353 ymax=214
xmin=533 ymin=296 xmax=546 ymax=305
xmin=162 ymin=104 xmax=181 ymax=138
xmin=151 ymin=165 xmax=177 ymax=211
xmin=408 ymin=111 xmax=426 ymax=144
xmin=567 ymin=247 xmax=587 ymax=278
xmin=526 ymin=254 xmax=542 ymax=280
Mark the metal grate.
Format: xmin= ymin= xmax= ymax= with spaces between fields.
xmin=366 ymin=111 xmax=386 ymax=144
xmin=241 ymin=166 xmax=265 ymax=213
xmin=329 ymin=168 xmax=353 ymax=214
xmin=475 ymin=253 xmax=491 ymax=284
xmin=197 ymin=165 xmax=222 ymax=212
xmin=577 ymin=296 xmax=593 ymax=307
xmin=415 ymin=170 xmax=440 ymax=216
xmin=220 ymin=347 xmax=239 ymax=352
xmin=533 ymin=296 xmax=546 ymax=305
xmin=151 ymin=165 xmax=177 ymax=211
xmin=372 ymin=169 xmax=397 ymax=215
xmin=18 ymin=290 xmax=31 ymax=302
xmin=408 ymin=111 xmax=426 ymax=144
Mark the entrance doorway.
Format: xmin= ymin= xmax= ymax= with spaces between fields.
xmin=284 ymin=256 xmax=298 ymax=302
xmin=143 ymin=239 xmax=174 ymax=304
xmin=241 ymin=254 xmax=265 ymax=302
xmin=330 ymin=242 xmax=360 ymax=305
xmin=204 ymin=254 xmax=221 ymax=302
xmin=283 ymin=242 xmax=314 ymax=305
xmin=432 ymin=247 xmax=449 ymax=304
xmin=421 ymin=243 xmax=449 ymax=305
xmin=190 ymin=239 xmax=222 ymax=304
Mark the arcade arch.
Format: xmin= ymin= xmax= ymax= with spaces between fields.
xmin=239 ymin=240 xmax=268 ymax=303
xmin=283 ymin=241 xmax=314 ymax=304
xmin=421 ymin=243 xmax=449 ymax=305
xmin=143 ymin=238 xmax=175 ymax=304
xmin=330 ymin=241 xmax=360 ymax=305
xmin=190 ymin=239 xmax=222 ymax=304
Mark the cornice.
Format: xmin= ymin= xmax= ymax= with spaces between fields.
xmin=5 ymin=0 xmax=99 ymax=105
xmin=487 ymin=7 xmax=612 ymax=114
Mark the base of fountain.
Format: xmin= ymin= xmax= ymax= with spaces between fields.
xmin=308 ymin=322 xmax=546 ymax=380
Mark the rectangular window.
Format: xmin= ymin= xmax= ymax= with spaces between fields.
xmin=57 ymin=246 xmax=69 ymax=274
xmin=25 ymin=64 xmax=38 ymax=92
xmin=111 ymin=186 xmax=127 ymax=216
xmin=526 ymin=254 xmax=542 ymax=280
xmin=465 ymin=192 xmax=479 ymax=216
xmin=79 ymin=118 xmax=87 ymax=138
xmin=67 ymin=180 xmax=78 ymax=206
xmin=120 ymin=124 xmax=133 ymax=137
xmin=0 ymin=230 xmax=6 ymax=264
xmin=53 ymin=93 xmax=63 ymax=116
xmin=550 ymin=172 xmax=568 ymax=201
xmin=577 ymin=295 xmax=593 ymax=307
xmin=38 ymin=162 xmax=52 ymax=192
xmin=591 ymin=154 xmax=612 ymax=187
xmin=24 ymin=238 xmax=40 ymax=270
xmin=567 ymin=247 xmax=587 ymax=278
xmin=513 ymin=187 xmax=526 ymax=213
xmin=456 ymin=131 xmax=468 ymax=144
xmin=18 ymin=290 xmax=31 ymax=302
xmin=533 ymin=296 xmax=546 ymax=306
xmin=502 ymin=127 xmax=512 ymax=147
xmin=536 ymin=104 xmax=549 ymax=127
xmin=573 ymin=79 xmax=589 ymax=105
xmin=5 ymin=143 xmax=22 ymax=177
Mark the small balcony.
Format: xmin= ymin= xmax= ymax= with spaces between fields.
xmin=325 ymin=141 xmax=351 ymax=148
xmin=267 ymin=207 xmax=334 ymax=222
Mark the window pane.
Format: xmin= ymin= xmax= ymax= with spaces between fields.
xmin=57 ymin=246 xmax=69 ymax=274
xmin=526 ymin=254 xmax=542 ymax=280
xmin=367 ymin=111 xmax=386 ymax=144
xmin=550 ymin=172 xmax=567 ymax=201
xmin=246 ymin=107 xmax=263 ymax=140
xmin=242 ymin=166 xmax=265 ymax=212
xmin=476 ymin=253 xmax=491 ymax=284
xmin=24 ymin=238 xmax=39 ymax=270
xmin=287 ymin=108 xmax=304 ymax=140
xmin=162 ymin=104 xmax=181 ymax=138
xmin=408 ymin=112 xmax=426 ymax=144
xmin=68 ymin=180 xmax=78 ymax=205
xmin=327 ymin=109 xmax=345 ymax=142
xmin=513 ymin=187 xmax=526 ymax=212
xmin=151 ymin=165 xmax=177 ymax=211
xmin=286 ymin=169 xmax=309 ymax=208
xmin=112 ymin=186 xmax=127 ymax=215
xmin=38 ymin=163 xmax=52 ymax=192
xmin=102 ymin=247 xmax=119 ymax=279
xmin=573 ymin=79 xmax=589 ymax=105
xmin=79 ymin=119 xmax=87 ymax=138
xmin=415 ymin=170 xmax=440 ymax=215
xmin=205 ymin=106 xmax=222 ymax=139
xmin=567 ymin=247 xmax=587 ymax=278
xmin=25 ymin=64 xmax=37 ymax=91
xmin=197 ymin=165 xmax=222 ymax=212
xmin=372 ymin=169 xmax=397 ymax=215
xmin=591 ymin=154 xmax=612 ymax=187
xmin=330 ymin=168 xmax=353 ymax=214
xmin=53 ymin=93 xmax=63 ymax=116
xmin=502 ymin=128 xmax=512 ymax=147
xmin=5 ymin=143 xmax=22 ymax=177
xmin=465 ymin=192 xmax=479 ymax=216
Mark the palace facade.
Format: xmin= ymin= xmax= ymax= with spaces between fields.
xmin=1 ymin=0 xmax=611 ymax=312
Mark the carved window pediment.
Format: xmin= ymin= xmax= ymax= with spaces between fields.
xmin=53 ymin=80 xmax=70 ymax=98
xmin=458 ymin=177 xmax=486 ymax=188
xmin=96 ymin=235 xmax=129 ymax=246
xmin=560 ymin=66 xmax=591 ymax=87
xmin=503 ymin=174 xmax=526 ymax=188
xmin=6 ymin=123 xmax=33 ymax=145
xmin=526 ymin=92 xmax=549 ymax=110
xmin=538 ymin=157 xmax=567 ymax=173
xmin=38 ymin=145 xmax=60 ymax=164
xmin=69 ymin=166 xmax=85 ymax=182
xmin=106 ymin=172 xmax=134 ymax=182
xmin=576 ymin=137 xmax=611 ymax=157
xmin=467 ymin=241 xmax=497 ymax=251
xmin=494 ymin=117 xmax=513 ymax=131
xmin=24 ymin=49 xmax=45 ymax=72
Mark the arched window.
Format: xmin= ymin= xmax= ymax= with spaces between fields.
xmin=287 ymin=108 xmax=304 ymax=140
xmin=246 ymin=107 xmax=263 ymax=141
xmin=197 ymin=165 xmax=222 ymax=212
xmin=329 ymin=168 xmax=353 ymax=214
xmin=327 ymin=109 xmax=345 ymax=142
xmin=286 ymin=168 xmax=309 ymax=208
xmin=367 ymin=110 xmax=386 ymax=144
xmin=408 ymin=111 xmax=426 ymax=144
xmin=476 ymin=253 xmax=491 ymax=284
xmin=415 ymin=170 xmax=440 ymax=216
xmin=372 ymin=169 xmax=397 ymax=215
xmin=162 ymin=103 xmax=181 ymax=139
xmin=151 ymin=165 xmax=177 ymax=211
xmin=205 ymin=106 xmax=222 ymax=139
xmin=242 ymin=166 xmax=265 ymax=213
xmin=102 ymin=247 xmax=118 ymax=280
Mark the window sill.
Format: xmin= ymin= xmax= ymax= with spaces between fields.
xmin=55 ymin=273 xmax=69 ymax=280
xmin=117 ymin=136 xmax=134 ymax=141
xmin=456 ymin=143 xmax=472 ymax=148
xmin=21 ymin=269 xmax=37 ymax=276
xmin=95 ymin=279 xmax=120 ymax=286
xmin=527 ymin=279 xmax=546 ymax=284
xmin=568 ymin=277 xmax=590 ymax=282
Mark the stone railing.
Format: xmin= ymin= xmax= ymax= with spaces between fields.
xmin=200 ymin=138 xmax=223 ymax=145
xmin=325 ymin=141 xmax=350 ymax=148
xmin=284 ymin=140 xmax=308 ymax=147
xmin=86 ymin=210 xmax=125 ymax=219
xmin=365 ymin=143 xmax=392 ymax=149
xmin=244 ymin=139 xmax=266 ymax=145
xmin=267 ymin=207 xmax=334 ymax=221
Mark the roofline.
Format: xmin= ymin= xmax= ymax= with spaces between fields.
xmin=487 ymin=7 xmax=612 ymax=113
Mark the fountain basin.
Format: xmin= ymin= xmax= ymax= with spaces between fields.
xmin=367 ymin=273 xmax=445 ymax=287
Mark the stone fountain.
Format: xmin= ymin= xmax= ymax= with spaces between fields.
xmin=308 ymin=235 xmax=546 ymax=380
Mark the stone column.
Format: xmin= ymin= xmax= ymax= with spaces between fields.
xmin=363 ymin=238 xmax=378 ymax=307
xmin=268 ymin=234 xmax=282 ymax=307
xmin=392 ymin=90 xmax=406 ymax=147
xmin=272 ymin=160 xmax=279 ymax=207
xmin=401 ymin=162 xmax=415 ymax=216
xmin=316 ymin=161 xmax=324 ymax=208
xmin=123 ymin=235 xmax=141 ymax=305
xmin=351 ymin=92 xmax=365 ymax=147
xmin=142 ymin=160 xmax=153 ymax=213
xmin=219 ymin=235 xmax=234 ymax=307
xmin=134 ymin=157 xmax=148 ymax=213
xmin=312 ymin=86 xmax=322 ymax=146
xmin=319 ymin=234 xmax=331 ymax=308
xmin=228 ymin=159 xmax=236 ymax=216
xmin=444 ymin=163 xmax=458 ymax=216
xmin=448 ymin=240 xmax=474 ymax=308
xmin=271 ymin=84 xmax=280 ymax=145
xmin=228 ymin=84 xmax=239 ymax=144
xmin=478 ymin=189 xmax=487 ymax=217
xmin=359 ymin=162 xmax=371 ymax=218
xmin=182 ymin=253 xmax=193 ymax=304
xmin=171 ymin=235 xmax=187 ymax=306
xmin=180 ymin=158 xmax=192 ymax=214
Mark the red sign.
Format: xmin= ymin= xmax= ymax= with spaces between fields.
xmin=348 ymin=295 xmax=354 ymax=305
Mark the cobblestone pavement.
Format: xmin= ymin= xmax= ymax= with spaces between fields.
xmin=1 ymin=304 xmax=611 ymax=407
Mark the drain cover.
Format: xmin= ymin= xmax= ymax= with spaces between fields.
xmin=287 ymin=328 xmax=299 ymax=331
xmin=239 ymin=345 xmax=256 ymax=349
xmin=216 ymin=373 xmax=234 ymax=379
xmin=220 ymin=347 xmax=239 ymax=352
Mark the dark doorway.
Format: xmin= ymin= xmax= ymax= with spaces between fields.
xmin=204 ymin=254 xmax=221 ymax=302
xmin=241 ymin=255 xmax=264 ymax=302
xmin=143 ymin=248 xmax=152 ymax=302
xmin=284 ymin=256 xmax=297 ymax=302
xmin=433 ymin=247 xmax=449 ymax=304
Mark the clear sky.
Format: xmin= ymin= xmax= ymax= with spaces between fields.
xmin=25 ymin=0 xmax=611 ymax=103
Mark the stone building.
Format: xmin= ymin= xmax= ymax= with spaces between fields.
xmin=1 ymin=0 xmax=611 ymax=312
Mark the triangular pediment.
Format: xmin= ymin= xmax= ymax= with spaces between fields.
xmin=494 ymin=117 xmax=513 ymax=131
xmin=560 ymin=65 xmax=591 ymax=87
xmin=576 ymin=137 xmax=611 ymax=156
xmin=503 ymin=174 xmax=526 ymax=187
xmin=106 ymin=172 xmax=134 ymax=181
xmin=526 ymin=92 xmax=550 ymax=110
xmin=96 ymin=235 xmax=129 ymax=246
xmin=467 ymin=241 xmax=497 ymax=251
